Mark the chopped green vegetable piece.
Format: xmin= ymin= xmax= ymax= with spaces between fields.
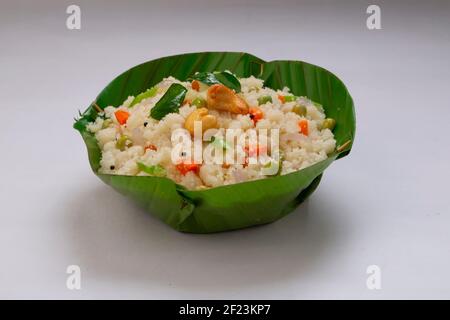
xmin=257 ymin=95 xmax=272 ymax=105
xmin=129 ymin=87 xmax=158 ymax=107
xmin=292 ymin=104 xmax=307 ymax=116
xmin=211 ymin=137 xmax=230 ymax=150
xmin=263 ymin=161 xmax=272 ymax=168
xmin=150 ymin=84 xmax=187 ymax=120
xmin=322 ymin=118 xmax=336 ymax=131
xmin=137 ymin=162 xmax=166 ymax=177
xmin=116 ymin=135 xmax=132 ymax=151
xmin=192 ymin=97 xmax=206 ymax=108
xmin=283 ymin=95 xmax=296 ymax=102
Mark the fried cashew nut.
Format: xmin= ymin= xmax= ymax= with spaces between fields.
xmin=184 ymin=107 xmax=218 ymax=135
xmin=206 ymin=84 xmax=249 ymax=114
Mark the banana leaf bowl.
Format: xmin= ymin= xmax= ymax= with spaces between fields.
xmin=74 ymin=52 xmax=355 ymax=233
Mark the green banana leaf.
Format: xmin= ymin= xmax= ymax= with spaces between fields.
xmin=74 ymin=52 xmax=355 ymax=233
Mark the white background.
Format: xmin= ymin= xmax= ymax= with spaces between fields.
xmin=1 ymin=0 xmax=449 ymax=299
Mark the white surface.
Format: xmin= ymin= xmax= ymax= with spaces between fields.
xmin=1 ymin=0 xmax=449 ymax=299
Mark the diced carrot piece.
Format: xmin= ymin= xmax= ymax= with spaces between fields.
xmin=176 ymin=163 xmax=200 ymax=175
xmin=244 ymin=144 xmax=267 ymax=157
xmin=278 ymin=94 xmax=285 ymax=103
xmin=298 ymin=119 xmax=309 ymax=136
xmin=248 ymin=107 xmax=264 ymax=125
xmin=191 ymin=80 xmax=200 ymax=91
xmin=257 ymin=145 xmax=268 ymax=155
xmin=243 ymin=157 xmax=249 ymax=168
xmin=145 ymin=144 xmax=157 ymax=151
xmin=114 ymin=110 xmax=130 ymax=125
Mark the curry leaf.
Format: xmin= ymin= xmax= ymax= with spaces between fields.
xmin=150 ymin=83 xmax=187 ymax=120
xmin=191 ymin=70 xmax=241 ymax=92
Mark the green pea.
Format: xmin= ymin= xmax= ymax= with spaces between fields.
xmin=322 ymin=118 xmax=336 ymax=131
xmin=257 ymin=95 xmax=272 ymax=105
xmin=292 ymin=104 xmax=307 ymax=116
xmin=192 ymin=97 xmax=206 ymax=108
xmin=116 ymin=135 xmax=132 ymax=151
xmin=283 ymin=95 xmax=296 ymax=102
